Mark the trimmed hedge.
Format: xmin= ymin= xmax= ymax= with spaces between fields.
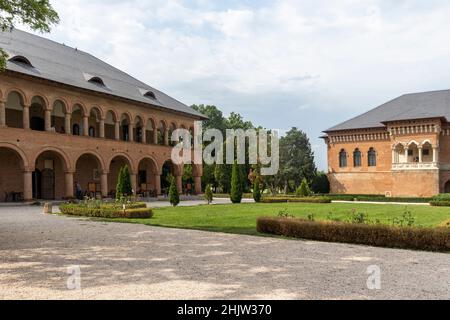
xmin=257 ymin=217 xmax=450 ymax=252
xmin=430 ymin=201 xmax=450 ymax=207
xmin=60 ymin=203 xmax=152 ymax=219
xmin=261 ymin=197 xmax=331 ymax=204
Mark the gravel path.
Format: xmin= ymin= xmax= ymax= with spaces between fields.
xmin=0 ymin=206 xmax=448 ymax=300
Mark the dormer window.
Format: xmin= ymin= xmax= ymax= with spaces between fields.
xmin=9 ymin=55 xmax=33 ymax=67
xmin=143 ymin=91 xmax=156 ymax=100
xmin=88 ymin=77 xmax=106 ymax=87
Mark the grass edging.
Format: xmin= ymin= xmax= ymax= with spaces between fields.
xmin=257 ymin=217 xmax=450 ymax=252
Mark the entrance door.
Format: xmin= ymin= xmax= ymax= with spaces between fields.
xmin=41 ymin=169 xmax=55 ymax=200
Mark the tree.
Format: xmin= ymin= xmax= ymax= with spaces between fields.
xmin=0 ymin=0 xmax=59 ymax=70
xmin=296 ymin=178 xmax=312 ymax=197
xmin=312 ymin=172 xmax=330 ymax=194
xmin=253 ymin=178 xmax=262 ymax=203
xmin=204 ymin=184 xmax=213 ymax=204
xmin=116 ymin=165 xmax=132 ymax=199
xmin=230 ymin=161 xmax=243 ymax=204
xmin=168 ymin=176 xmax=180 ymax=207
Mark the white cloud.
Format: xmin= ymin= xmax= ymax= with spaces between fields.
xmin=19 ymin=0 xmax=450 ymax=170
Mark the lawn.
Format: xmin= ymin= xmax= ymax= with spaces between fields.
xmin=107 ymin=202 xmax=450 ymax=236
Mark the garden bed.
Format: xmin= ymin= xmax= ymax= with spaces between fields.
xmin=60 ymin=202 xmax=153 ymax=219
xmin=257 ymin=217 xmax=450 ymax=252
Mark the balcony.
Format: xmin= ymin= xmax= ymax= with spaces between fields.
xmin=392 ymin=162 xmax=439 ymax=170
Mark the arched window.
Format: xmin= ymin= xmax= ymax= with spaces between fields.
xmin=88 ymin=126 xmax=95 ymax=138
xmin=143 ymin=91 xmax=156 ymax=100
xmin=368 ymin=148 xmax=377 ymax=167
xmin=88 ymin=77 xmax=106 ymax=87
xmin=339 ymin=149 xmax=347 ymax=168
xmin=72 ymin=124 xmax=80 ymax=136
xmin=9 ymin=55 xmax=33 ymax=67
xmin=353 ymin=149 xmax=362 ymax=167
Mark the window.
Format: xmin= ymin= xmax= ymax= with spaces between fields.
xmin=423 ymin=149 xmax=430 ymax=156
xmin=72 ymin=124 xmax=80 ymax=136
xmin=339 ymin=149 xmax=347 ymax=168
xmin=88 ymin=77 xmax=106 ymax=87
xmin=408 ymin=150 xmax=413 ymax=156
xmin=143 ymin=91 xmax=156 ymax=100
xmin=368 ymin=148 xmax=377 ymax=167
xmin=88 ymin=126 xmax=95 ymax=137
xmin=9 ymin=55 xmax=33 ymax=67
xmin=136 ymin=127 xmax=143 ymax=143
xmin=353 ymin=149 xmax=362 ymax=167
xmin=122 ymin=125 xmax=129 ymax=141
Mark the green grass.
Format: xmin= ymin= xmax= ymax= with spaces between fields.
xmin=105 ymin=202 xmax=450 ymax=236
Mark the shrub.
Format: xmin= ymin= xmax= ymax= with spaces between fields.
xmin=60 ymin=203 xmax=152 ymax=219
xmin=253 ymin=179 xmax=262 ymax=203
xmin=257 ymin=217 xmax=450 ymax=252
xmin=116 ymin=165 xmax=133 ymax=199
xmin=205 ymin=184 xmax=213 ymax=204
xmin=430 ymin=200 xmax=450 ymax=207
xmin=261 ymin=196 xmax=331 ymax=204
xmin=311 ymin=172 xmax=330 ymax=194
xmin=230 ymin=161 xmax=242 ymax=204
xmin=296 ymin=178 xmax=312 ymax=197
xmin=168 ymin=177 xmax=180 ymax=207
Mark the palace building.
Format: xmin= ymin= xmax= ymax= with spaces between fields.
xmin=0 ymin=29 xmax=206 ymax=201
xmin=323 ymin=90 xmax=450 ymax=197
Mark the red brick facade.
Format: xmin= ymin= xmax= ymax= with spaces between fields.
xmin=0 ymin=72 xmax=203 ymax=201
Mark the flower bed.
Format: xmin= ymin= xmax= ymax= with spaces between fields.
xmin=257 ymin=217 xmax=450 ymax=252
xmin=261 ymin=196 xmax=331 ymax=204
xmin=60 ymin=202 xmax=152 ymax=219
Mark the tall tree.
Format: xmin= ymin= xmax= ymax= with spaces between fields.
xmin=0 ymin=0 xmax=59 ymax=70
xmin=230 ymin=161 xmax=242 ymax=204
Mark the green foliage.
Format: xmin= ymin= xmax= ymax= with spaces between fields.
xmin=0 ymin=0 xmax=59 ymax=70
xmin=60 ymin=202 xmax=151 ymax=219
xmin=296 ymin=178 xmax=312 ymax=197
xmin=311 ymin=172 xmax=330 ymax=194
xmin=168 ymin=176 xmax=180 ymax=207
xmin=261 ymin=196 xmax=331 ymax=204
xmin=116 ymin=165 xmax=132 ymax=200
xmin=230 ymin=161 xmax=242 ymax=204
xmin=253 ymin=179 xmax=261 ymax=203
xmin=204 ymin=184 xmax=213 ymax=204
xmin=257 ymin=217 xmax=450 ymax=252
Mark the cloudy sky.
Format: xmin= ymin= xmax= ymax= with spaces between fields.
xmin=22 ymin=0 xmax=450 ymax=169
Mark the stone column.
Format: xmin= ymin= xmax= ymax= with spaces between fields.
xmin=129 ymin=124 xmax=134 ymax=142
xmin=0 ymin=100 xmax=6 ymax=127
xmin=23 ymin=170 xmax=33 ymax=201
xmin=115 ymin=121 xmax=120 ymax=140
xmin=392 ymin=149 xmax=396 ymax=164
xmin=65 ymin=171 xmax=74 ymax=199
xmin=433 ymin=147 xmax=439 ymax=163
xmin=23 ymin=105 xmax=30 ymax=129
xmin=99 ymin=118 xmax=105 ymax=138
xmin=141 ymin=128 xmax=146 ymax=144
xmin=101 ymin=171 xmax=108 ymax=198
xmin=45 ymin=109 xmax=52 ymax=131
xmin=404 ymin=147 xmax=409 ymax=163
xmin=65 ymin=113 xmax=71 ymax=135
xmin=194 ymin=176 xmax=202 ymax=195
xmin=154 ymin=174 xmax=161 ymax=195
xmin=418 ymin=147 xmax=423 ymax=163
xmin=153 ymin=130 xmax=158 ymax=144
xmin=130 ymin=173 xmax=137 ymax=195
xmin=176 ymin=175 xmax=183 ymax=193
xmin=164 ymin=129 xmax=169 ymax=146
xmin=82 ymin=115 xmax=89 ymax=136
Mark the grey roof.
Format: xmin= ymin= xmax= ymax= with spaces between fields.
xmin=0 ymin=29 xmax=206 ymax=119
xmin=325 ymin=89 xmax=450 ymax=132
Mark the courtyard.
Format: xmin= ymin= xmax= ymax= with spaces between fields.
xmin=0 ymin=204 xmax=449 ymax=300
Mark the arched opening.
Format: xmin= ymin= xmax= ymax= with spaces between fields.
xmin=88 ymin=77 xmax=106 ymax=87
xmin=120 ymin=114 xmax=130 ymax=141
xmin=445 ymin=181 xmax=450 ymax=193
xmin=353 ymin=148 xmax=362 ymax=167
xmin=183 ymin=164 xmax=195 ymax=195
xmin=5 ymin=91 xmax=24 ymax=128
xmin=137 ymin=158 xmax=159 ymax=197
xmin=9 ymin=55 xmax=33 ymax=67
xmin=52 ymin=100 xmax=67 ymax=134
xmin=158 ymin=121 xmax=166 ymax=145
xmin=169 ymin=123 xmax=177 ymax=146
xmin=108 ymin=155 xmax=132 ymax=198
xmin=29 ymin=96 xmax=46 ymax=131
xmin=146 ymin=118 xmax=155 ymax=144
xmin=88 ymin=108 xmax=101 ymax=138
xmin=71 ymin=104 xmax=84 ymax=136
xmin=0 ymin=147 xmax=24 ymax=202
xmin=134 ymin=116 xmax=143 ymax=143
xmin=104 ymin=110 xmax=116 ymax=140
xmin=34 ymin=150 xmax=67 ymax=200
xmin=75 ymin=154 xmax=102 ymax=199
xmin=421 ymin=142 xmax=433 ymax=163
xmin=339 ymin=149 xmax=347 ymax=168
xmin=368 ymin=148 xmax=377 ymax=167
xmin=161 ymin=160 xmax=176 ymax=195
xmin=408 ymin=142 xmax=419 ymax=163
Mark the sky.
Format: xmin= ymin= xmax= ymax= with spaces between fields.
xmin=19 ymin=0 xmax=450 ymax=170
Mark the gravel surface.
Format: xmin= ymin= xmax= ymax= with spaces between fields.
xmin=0 ymin=206 xmax=448 ymax=300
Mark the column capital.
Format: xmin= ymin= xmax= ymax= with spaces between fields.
xmin=64 ymin=170 xmax=76 ymax=175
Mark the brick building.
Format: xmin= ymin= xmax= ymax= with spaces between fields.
xmin=323 ymin=90 xmax=450 ymax=197
xmin=0 ymin=29 xmax=206 ymax=201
